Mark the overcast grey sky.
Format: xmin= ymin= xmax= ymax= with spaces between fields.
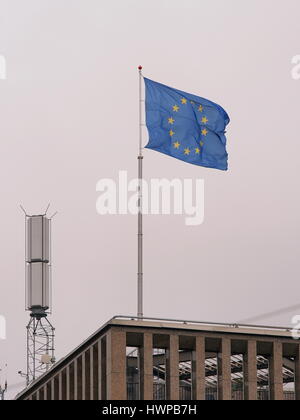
xmin=0 ymin=0 xmax=300 ymax=398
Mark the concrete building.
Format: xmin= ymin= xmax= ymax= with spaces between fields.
xmin=16 ymin=316 xmax=300 ymax=400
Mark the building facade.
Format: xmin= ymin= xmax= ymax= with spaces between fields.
xmin=16 ymin=316 xmax=300 ymax=400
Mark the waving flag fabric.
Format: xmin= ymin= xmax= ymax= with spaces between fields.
xmin=144 ymin=78 xmax=230 ymax=171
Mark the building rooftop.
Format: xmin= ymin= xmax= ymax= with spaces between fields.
xmin=15 ymin=315 xmax=297 ymax=400
xmin=110 ymin=315 xmax=293 ymax=338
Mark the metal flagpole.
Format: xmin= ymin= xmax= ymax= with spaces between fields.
xmin=137 ymin=65 xmax=143 ymax=318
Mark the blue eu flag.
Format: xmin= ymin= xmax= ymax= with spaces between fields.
xmin=144 ymin=78 xmax=230 ymax=171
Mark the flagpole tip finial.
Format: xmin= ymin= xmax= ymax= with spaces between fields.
xmin=138 ymin=65 xmax=143 ymax=71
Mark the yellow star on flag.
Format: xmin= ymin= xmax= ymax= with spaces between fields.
xmin=173 ymin=105 xmax=180 ymax=112
xmin=181 ymin=98 xmax=187 ymax=105
xmin=173 ymin=141 xmax=180 ymax=149
xmin=195 ymin=148 xmax=200 ymax=154
xmin=168 ymin=117 xmax=175 ymax=125
xmin=201 ymin=116 xmax=209 ymax=124
xmin=184 ymin=148 xmax=190 ymax=155
xmin=202 ymin=128 xmax=208 ymax=136
xmin=169 ymin=130 xmax=175 ymax=137
xmin=200 ymin=141 xmax=204 ymax=147
xmin=198 ymin=105 xmax=203 ymax=112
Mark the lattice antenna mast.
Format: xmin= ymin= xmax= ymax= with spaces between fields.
xmin=21 ymin=206 xmax=56 ymax=385
xmin=0 ymin=365 xmax=7 ymax=400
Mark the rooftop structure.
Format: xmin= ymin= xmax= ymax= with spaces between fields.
xmin=16 ymin=316 xmax=300 ymax=400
